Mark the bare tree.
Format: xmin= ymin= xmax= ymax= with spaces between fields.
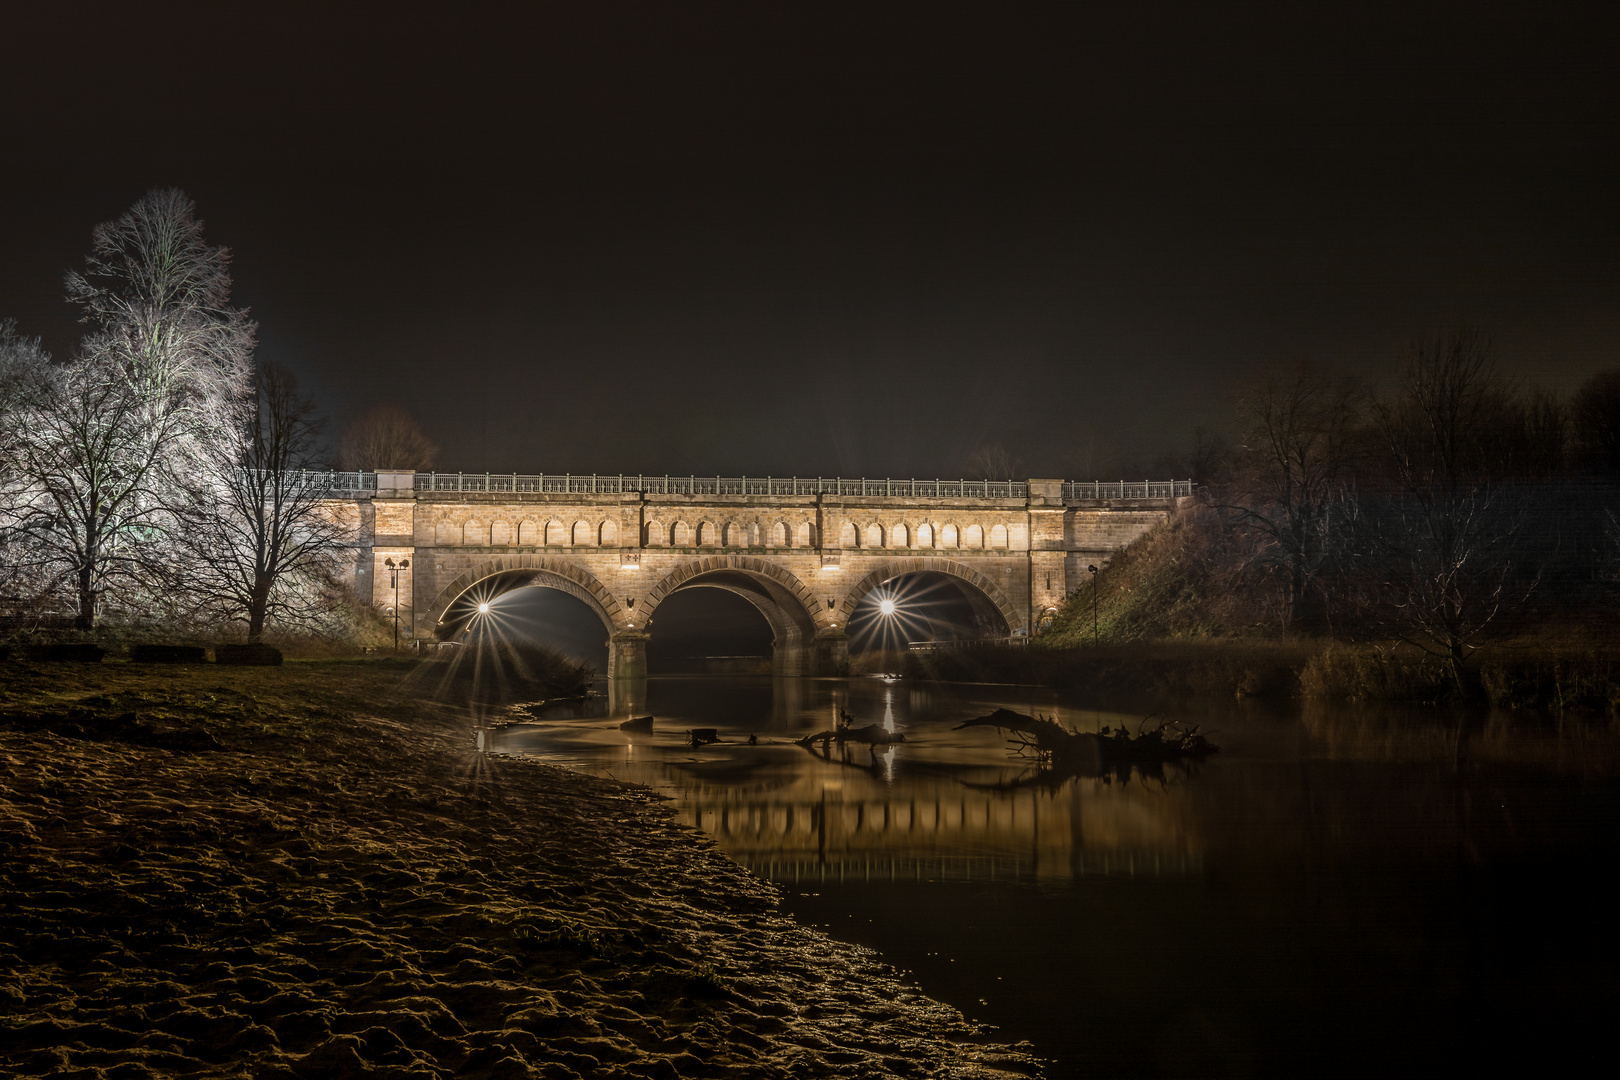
xmin=1572 ymin=368 xmax=1620 ymax=478
xmin=1376 ymin=328 xmax=1503 ymax=496
xmin=1187 ymin=425 xmax=1233 ymax=488
xmin=65 ymin=188 xmax=254 ymax=463
xmin=338 ymin=403 xmax=438 ymax=471
xmin=1364 ymin=330 xmax=1534 ymax=698
xmin=1361 ymin=485 xmax=1524 ymax=694
xmin=177 ymin=363 xmax=353 ymax=640
xmin=964 ymin=442 xmax=1022 ymax=480
xmin=0 ymin=320 xmax=53 ymax=475
xmin=3 ymin=355 xmax=187 ymax=628
xmin=1221 ymin=368 xmax=1362 ymax=632
xmin=0 ymin=190 xmax=254 ymax=629
xmin=0 ymin=321 xmax=59 ymax=616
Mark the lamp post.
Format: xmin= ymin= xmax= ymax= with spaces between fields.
xmin=1087 ymin=564 xmax=1099 ymax=647
xmin=384 ymin=557 xmax=410 ymax=651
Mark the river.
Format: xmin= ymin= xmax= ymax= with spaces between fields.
xmin=486 ymin=674 xmax=1620 ymax=1078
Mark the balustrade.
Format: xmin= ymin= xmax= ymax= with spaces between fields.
xmin=298 ymin=471 xmax=1191 ymax=502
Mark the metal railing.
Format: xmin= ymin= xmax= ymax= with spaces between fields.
xmin=298 ymin=471 xmax=1193 ymax=502
xmin=411 ymin=473 xmax=1033 ymax=498
xmin=1063 ymin=480 xmax=1192 ymax=500
xmin=292 ymin=471 xmax=377 ymax=496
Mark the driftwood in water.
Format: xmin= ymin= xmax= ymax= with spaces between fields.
xmin=799 ymin=734 xmax=899 ymax=777
xmin=796 ymin=723 xmax=906 ymax=748
xmin=955 ymin=708 xmax=1216 ymax=768
xmin=619 ymin=715 xmax=654 ymax=733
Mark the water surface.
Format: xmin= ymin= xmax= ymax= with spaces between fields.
xmin=489 ymin=675 xmax=1620 ymax=1078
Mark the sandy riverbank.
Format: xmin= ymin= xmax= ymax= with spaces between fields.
xmin=0 ymin=659 xmax=1040 ymax=1079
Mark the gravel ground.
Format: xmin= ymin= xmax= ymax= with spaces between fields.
xmin=0 ymin=658 xmax=1042 ymax=1079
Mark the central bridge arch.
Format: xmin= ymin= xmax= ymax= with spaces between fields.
xmin=643 ymin=555 xmax=822 ymax=675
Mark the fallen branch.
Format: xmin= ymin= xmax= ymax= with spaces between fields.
xmin=795 ymin=723 xmax=906 ymax=747
xmin=955 ymin=708 xmax=1217 ymax=768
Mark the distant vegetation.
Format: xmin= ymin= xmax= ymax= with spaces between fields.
xmin=1029 ymin=332 xmax=1620 ymax=711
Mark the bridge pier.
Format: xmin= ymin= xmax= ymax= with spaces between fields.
xmin=607 ymin=630 xmax=648 ymax=681
xmin=772 ymin=641 xmax=807 ymax=677
xmin=809 ymin=629 xmax=849 ymax=676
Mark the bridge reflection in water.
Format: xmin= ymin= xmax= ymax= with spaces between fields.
xmin=681 ymin=772 xmax=1202 ymax=885
xmin=492 ymin=677 xmax=1203 ymax=886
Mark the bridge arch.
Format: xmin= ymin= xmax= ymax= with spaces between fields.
xmin=837 ymin=557 xmax=1025 ymax=636
xmin=645 ymin=555 xmax=819 ymax=618
xmin=422 ymin=555 xmax=626 ymax=639
xmin=642 ymin=555 xmax=823 ymax=673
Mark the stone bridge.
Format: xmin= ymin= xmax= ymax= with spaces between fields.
xmin=328 ymin=471 xmax=1190 ymax=676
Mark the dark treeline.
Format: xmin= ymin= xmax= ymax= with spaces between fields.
xmin=1049 ymin=331 xmax=1620 ymax=700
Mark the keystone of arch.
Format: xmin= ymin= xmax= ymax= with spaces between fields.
xmin=422 ymin=554 xmax=625 ymax=636
xmin=838 ymin=558 xmax=1025 ymax=636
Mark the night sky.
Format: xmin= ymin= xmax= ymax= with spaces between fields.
xmin=5 ymin=2 xmax=1619 ymax=479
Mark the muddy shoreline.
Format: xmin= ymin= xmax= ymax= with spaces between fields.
xmin=0 ymin=659 xmax=1040 ymax=1078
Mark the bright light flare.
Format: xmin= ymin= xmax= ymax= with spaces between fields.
xmin=849 ymin=573 xmax=984 ymax=655
xmin=433 ymin=582 xmax=564 ymax=704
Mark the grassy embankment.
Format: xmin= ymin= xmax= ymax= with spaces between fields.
xmin=0 ymin=656 xmax=1038 ymax=1079
xmin=873 ymin=506 xmax=1620 ymax=715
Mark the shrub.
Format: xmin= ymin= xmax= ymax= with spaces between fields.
xmin=131 ymin=644 xmax=208 ymax=664
xmin=216 ymin=643 xmax=284 ymax=666
xmin=1299 ymin=645 xmax=1454 ymax=702
xmin=41 ymin=642 xmax=106 ymax=663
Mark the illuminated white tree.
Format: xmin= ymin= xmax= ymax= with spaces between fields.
xmin=65 ymin=187 xmax=254 ymax=457
xmin=174 ymin=362 xmax=353 ymax=639
xmin=0 ymin=319 xmax=53 ymax=470
xmin=0 ymin=190 xmax=256 ymax=628
xmin=2 ymin=353 xmax=185 ymax=627
xmin=0 ymin=321 xmax=59 ymax=617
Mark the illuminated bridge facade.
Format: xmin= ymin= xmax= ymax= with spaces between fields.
xmin=325 ymin=470 xmax=1190 ymax=676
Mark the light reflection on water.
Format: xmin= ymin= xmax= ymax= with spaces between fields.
xmin=487 ymin=676 xmax=1203 ymax=886
xmin=488 ymin=676 xmax=1620 ymax=1078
